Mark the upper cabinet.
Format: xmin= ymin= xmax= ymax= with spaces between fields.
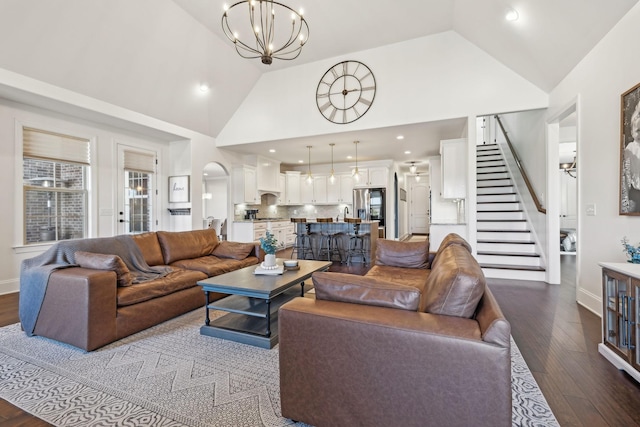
xmin=232 ymin=165 xmax=257 ymax=204
xmin=354 ymin=167 xmax=389 ymax=188
xmin=327 ymin=174 xmax=354 ymax=204
xmin=440 ymin=138 xmax=467 ymax=199
xmin=284 ymin=171 xmax=301 ymax=205
xmin=278 ymin=173 xmax=286 ymax=204
xmin=300 ymin=175 xmax=328 ymax=204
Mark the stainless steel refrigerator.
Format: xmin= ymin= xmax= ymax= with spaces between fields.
xmin=353 ymin=187 xmax=385 ymax=237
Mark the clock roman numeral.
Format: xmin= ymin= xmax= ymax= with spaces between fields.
xmin=317 ymin=92 xmax=329 ymax=98
xmin=329 ymin=107 xmax=338 ymax=122
xmin=343 ymin=110 xmax=347 ymax=123
xmin=330 ymin=68 xmax=339 ymax=79
xmin=352 ymin=106 xmax=361 ymax=118
xmin=343 ymin=62 xmax=348 ymax=76
xmin=319 ymin=101 xmax=332 ymax=112
xmin=361 ymin=86 xmax=375 ymax=91
xmin=359 ymin=98 xmax=372 ymax=106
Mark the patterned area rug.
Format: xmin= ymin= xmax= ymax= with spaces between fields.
xmin=0 ymin=309 xmax=558 ymax=426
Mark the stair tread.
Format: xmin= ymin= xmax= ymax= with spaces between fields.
xmin=478 ymin=239 xmax=535 ymax=244
xmin=477 ymin=210 xmax=523 ymax=213
xmin=477 ymin=219 xmax=526 ymax=222
xmin=477 ymin=229 xmax=531 ymax=233
xmin=480 ymin=264 xmax=545 ymax=272
xmin=477 ymin=193 xmax=517 ymax=196
xmin=477 ymin=185 xmax=514 ymax=188
xmin=478 ymin=251 xmax=540 ymax=257
xmin=478 ymin=201 xmax=519 ymax=204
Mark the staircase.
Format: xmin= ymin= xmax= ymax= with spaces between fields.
xmin=476 ymin=144 xmax=545 ymax=281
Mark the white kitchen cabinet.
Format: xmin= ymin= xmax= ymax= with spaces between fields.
xmin=232 ymin=221 xmax=266 ymax=242
xmin=278 ymin=173 xmax=286 ymax=204
xmin=268 ymin=220 xmax=294 ymax=249
xmin=354 ymin=167 xmax=389 ymax=187
xmin=232 ymin=165 xmax=257 ymax=204
xmin=285 ymin=171 xmax=301 ymax=205
xmin=327 ymin=174 xmax=354 ymax=204
xmin=440 ymin=138 xmax=467 ymax=199
xmin=300 ymin=175 xmax=327 ymax=204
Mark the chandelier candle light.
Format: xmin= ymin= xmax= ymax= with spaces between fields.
xmin=352 ymin=140 xmax=360 ymax=182
xmin=222 ymin=0 xmax=309 ymax=65
xmin=329 ymin=143 xmax=336 ymax=184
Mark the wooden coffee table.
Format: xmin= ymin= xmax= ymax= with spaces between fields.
xmin=197 ymin=259 xmax=332 ymax=349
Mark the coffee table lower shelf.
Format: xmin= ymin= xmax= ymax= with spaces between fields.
xmin=200 ymin=284 xmax=310 ymax=349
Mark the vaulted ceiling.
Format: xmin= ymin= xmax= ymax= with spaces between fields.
xmin=0 ymin=0 xmax=637 ymax=168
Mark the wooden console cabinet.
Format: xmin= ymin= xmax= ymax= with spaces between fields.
xmin=599 ymin=262 xmax=640 ymax=383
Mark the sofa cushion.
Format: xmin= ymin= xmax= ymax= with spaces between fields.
xmin=170 ymin=255 xmax=259 ymax=276
xmin=116 ymin=268 xmax=207 ymax=306
xmin=74 ymin=251 xmax=132 ymax=287
xmin=157 ymin=229 xmax=219 ymax=264
xmin=130 ymin=232 xmax=165 ymax=266
xmin=312 ymin=271 xmax=421 ymax=311
xmin=423 ymin=244 xmax=486 ymax=318
xmin=212 ymin=241 xmax=255 ymax=260
xmin=431 ymin=233 xmax=472 ymax=270
xmin=375 ymin=239 xmax=430 ymax=268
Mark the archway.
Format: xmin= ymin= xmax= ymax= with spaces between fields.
xmin=202 ymin=162 xmax=229 ymax=239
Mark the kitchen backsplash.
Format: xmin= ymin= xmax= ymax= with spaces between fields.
xmin=234 ymin=202 xmax=353 ymax=221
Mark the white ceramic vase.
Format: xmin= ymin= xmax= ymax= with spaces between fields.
xmin=264 ymin=253 xmax=277 ymax=268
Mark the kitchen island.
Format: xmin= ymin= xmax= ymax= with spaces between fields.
xmin=294 ymin=220 xmax=378 ymax=264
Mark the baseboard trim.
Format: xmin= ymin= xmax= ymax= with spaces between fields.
xmin=0 ymin=278 xmax=19 ymax=296
xmin=577 ymin=286 xmax=601 ymax=317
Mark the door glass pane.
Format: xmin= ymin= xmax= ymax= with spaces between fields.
xmin=124 ymin=171 xmax=152 ymax=234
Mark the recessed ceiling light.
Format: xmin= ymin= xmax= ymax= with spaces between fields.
xmin=404 ymin=151 xmax=411 ymax=154
xmin=505 ymin=8 xmax=519 ymax=22
xmin=269 ymin=149 xmax=276 ymax=153
xmin=397 ymin=135 xmax=404 ymax=140
xmin=347 ymin=155 xmax=353 ymax=160
xmin=298 ymin=160 xmax=304 ymax=163
xmin=203 ymin=172 xmax=208 ymax=176
xmin=199 ymin=83 xmax=210 ymax=93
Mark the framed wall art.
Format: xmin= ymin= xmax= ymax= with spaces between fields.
xmin=620 ymin=82 xmax=640 ymax=215
xmin=169 ymin=175 xmax=190 ymax=203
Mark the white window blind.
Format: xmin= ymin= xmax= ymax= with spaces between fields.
xmin=123 ymin=150 xmax=155 ymax=173
xmin=23 ymin=127 xmax=90 ymax=165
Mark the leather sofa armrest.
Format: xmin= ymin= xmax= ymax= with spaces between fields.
xmin=253 ymin=242 xmax=265 ymax=262
xmin=279 ymin=298 xmax=512 ymax=427
xmin=33 ymin=267 xmax=118 ymax=351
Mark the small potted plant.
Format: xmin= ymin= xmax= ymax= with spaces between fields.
xmin=622 ymin=237 xmax=640 ymax=264
xmin=260 ymin=230 xmax=278 ymax=268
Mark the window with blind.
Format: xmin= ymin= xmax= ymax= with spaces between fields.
xmin=23 ymin=127 xmax=89 ymax=244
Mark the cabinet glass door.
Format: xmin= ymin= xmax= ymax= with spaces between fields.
xmin=603 ymin=269 xmax=631 ymax=358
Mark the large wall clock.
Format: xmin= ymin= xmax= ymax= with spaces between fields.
xmin=316 ymin=60 xmax=376 ymax=124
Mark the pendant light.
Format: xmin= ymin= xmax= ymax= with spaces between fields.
xmin=329 ymin=143 xmax=336 ymax=184
xmin=409 ymin=162 xmax=417 ymax=174
xmin=306 ymin=145 xmax=313 ymax=184
xmin=415 ymin=172 xmax=421 ymax=182
xmin=352 ymin=141 xmax=360 ymax=182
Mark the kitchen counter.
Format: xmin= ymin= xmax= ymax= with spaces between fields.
xmin=294 ymin=221 xmax=378 ymax=264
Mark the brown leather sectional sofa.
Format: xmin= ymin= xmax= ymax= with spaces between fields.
xmin=279 ymin=233 xmax=512 ymax=427
xmin=30 ymin=229 xmax=261 ymax=351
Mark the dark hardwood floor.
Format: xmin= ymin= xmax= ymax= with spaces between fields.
xmin=1 ymin=253 xmax=639 ymax=426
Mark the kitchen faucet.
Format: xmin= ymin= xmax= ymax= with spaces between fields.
xmin=344 ymin=206 xmax=349 ymax=219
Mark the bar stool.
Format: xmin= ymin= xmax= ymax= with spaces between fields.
xmin=290 ymin=218 xmax=313 ymax=260
xmin=316 ymin=218 xmax=343 ymax=262
xmin=346 ymin=218 xmax=369 ymax=266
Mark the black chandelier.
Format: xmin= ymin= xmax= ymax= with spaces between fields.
xmin=222 ymin=0 xmax=309 ymax=65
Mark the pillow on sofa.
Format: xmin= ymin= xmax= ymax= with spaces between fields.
xmin=375 ymin=239 xmax=430 ymax=269
xmin=423 ymin=244 xmax=485 ymax=318
xmin=312 ymin=271 xmax=421 ymax=311
xmin=130 ymin=232 xmax=164 ymax=266
xmin=157 ymin=229 xmax=219 ymax=264
xmin=212 ymin=241 xmax=255 ymax=260
xmin=75 ymin=251 xmax=132 ymax=287
xmin=431 ymin=233 xmax=472 ymax=270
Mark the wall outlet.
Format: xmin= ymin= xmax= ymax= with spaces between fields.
xmin=586 ymin=203 xmax=596 ymax=216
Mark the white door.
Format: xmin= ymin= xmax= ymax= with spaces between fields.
xmin=117 ymin=144 xmax=157 ymax=235
xmin=410 ymin=179 xmax=430 ymax=234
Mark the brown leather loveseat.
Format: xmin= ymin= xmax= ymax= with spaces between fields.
xmin=279 ymin=233 xmax=512 ymax=427
xmin=21 ymin=229 xmax=261 ymax=351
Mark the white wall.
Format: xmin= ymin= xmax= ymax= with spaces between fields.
xmin=0 ymin=0 xmax=261 ymax=137
xmin=217 ymin=31 xmax=548 ymax=147
xmin=548 ymin=2 xmax=640 ymax=314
